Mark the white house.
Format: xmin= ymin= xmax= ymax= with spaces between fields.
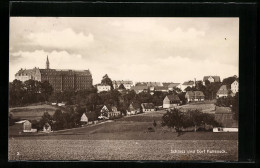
xmin=112 ymin=80 xmax=134 ymax=90
xmin=97 ymin=84 xmax=111 ymax=93
xmin=141 ymin=103 xmax=155 ymax=112
xmin=231 ymin=80 xmax=239 ymax=94
xmin=216 ymin=85 xmax=229 ymax=98
xmin=203 ymin=76 xmax=221 ymax=85
xmin=80 ymin=113 xmax=88 ymax=123
xmin=163 ymin=94 xmax=181 ymax=108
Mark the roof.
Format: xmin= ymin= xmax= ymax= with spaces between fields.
xmin=168 ymin=83 xmax=180 ymax=88
xmin=130 ymin=86 xmax=149 ymax=91
xmin=182 ymin=81 xmax=194 ymax=85
xmin=141 ymin=103 xmax=155 ymax=109
xmin=217 ymin=85 xmax=229 ymax=94
xmin=15 ymin=120 xmax=30 ymax=124
xmin=186 ymin=91 xmax=205 ymax=97
xmin=103 ymin=104 xmax=117 ymax=112
xmin=135 ymin=82 xmax=161 ymax=87
xmin=165 ymin=94 xmax=180 ymax=101
xmin=203 ymin=76 xmax=221 ymax=82
xmin=15 ymin=68 xmax=40 ymax=76
xmin=154 ymin=86 xmax=168 ymax=91
xmin=112 ymin=80 xmax=133 ymax=85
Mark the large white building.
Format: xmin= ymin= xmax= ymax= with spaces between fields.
xmin=231 ymin=80 xmax=239 ymax=93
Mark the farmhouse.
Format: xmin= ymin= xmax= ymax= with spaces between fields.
xmin=214 ymin=106 xmax=238 ymax=128
xmin=216 ymin=85 xmax=229 ymax=98
xmin=9 ymin=120 xmax=37 ymax=135
xmin=100 ymin=105 xmax=121 ymax=119
xmin=141 ymin=103 xmax=155 ymax=112
xmin=203 ymin=76 xmax=221 ymax=85
xmin=185 ymin=91 xmax=205 ymax=102
xmin=127 ymin=103 xmax=141 ymax=116
xmin=163 ymin=94 xmax=181 ymax=108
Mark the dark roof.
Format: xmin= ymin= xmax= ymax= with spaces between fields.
xmin=186 ymin=91 xmax=205 ymax=97
xmin=166 ymin=94 xmax=180 ymax=101
xmin=112 ymin=80 xmax=133 ymax=85
xmin=203 ymin=76 xmax=221 ymax=82
xmin=130 ymin=86 xmax=149 ymax=91
xmin=141 ymin=103 xmax=155 ymax=109
xmin=103 ymin=104 xmax=117 ymax=112
xmin=182 ymin=81 xmax=194 ymax=85
xmin=217 ymin=85 xmax=229 ymax=94
xmin=154 ymin=86 xmax=168 ymax=91
xmin=168 ymin=83 xmax=180 ymax=88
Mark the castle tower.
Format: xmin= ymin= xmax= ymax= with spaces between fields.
xmin=46 ymin=55 xmax=50 ymax=69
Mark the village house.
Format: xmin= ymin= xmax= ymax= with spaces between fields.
xmin=214 ymin=106 xmax=238 ymax=128
xmin=185 ymin=91 xmax=205 ymax=102
xmin=231 ymin=80 xmax=239 ymax=94
xmin=97 ymin=84 xmax=111 ymax=93
xmin=163 ymin=94 xmax=181 ymax=108
xmin=13 ymin=120 xmax=33 ymax=133
xmin=141 ymin=103 xmax=155 ymax=112
xmin=130 ymin=86 xmax=149 ymax=94
xmin=43 ymin=123 xmax=52 ymax=132
xmin=99 ymin=105 xmax=121 ymax=119
xmin=180 ymin=81 xmax=195 ymax=91
xmin=80 ymin=113 xmax=88 ymax=124
xmin=216 ymin=85 xmax=229 ymax=98
xmin=126 ymin=103 xmax=141 ymax=116
xmin=112 ymin=80 xmax=134 ymax=90
xmin=203 ymin=76 xmax=221 ymax=85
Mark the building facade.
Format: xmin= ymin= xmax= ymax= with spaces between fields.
xmin=15 ymin=56 xmax=93 ymax=92
xmin=112 ymin=80 xmax=133 ymax=90
xmin=231 ymin=80 xmax=239 ymax=93
xmin=97 ymin=84 xmax=111 ymax=93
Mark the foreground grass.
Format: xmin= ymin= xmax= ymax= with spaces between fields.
xmin=8 ymin=139 xmax=238 ymax=161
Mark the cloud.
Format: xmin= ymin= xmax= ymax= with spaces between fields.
xmin=26 ymin=28 xmax=94 ymax=50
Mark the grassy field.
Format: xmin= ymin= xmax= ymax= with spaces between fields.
xmin=8 ymin=139 xmax=238 ymax=161
xmin=176 ymin=103 xmax=216 ymax=113
xmin=9 ymin=104 xmax=58 ymax=121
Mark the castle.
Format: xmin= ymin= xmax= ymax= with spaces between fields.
xmin=15 ymin=56 xmax=93 ymax=92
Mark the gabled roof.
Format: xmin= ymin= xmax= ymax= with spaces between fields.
xmin=217 ymin=85 xmax=229 ymax=94
xmin=130 ymin=86 xmax=149 ymax=91
xmin=165 ymin=94 xmax=180 ymax=101
xmin=168 ymin=83 xmax=180 ymax=88
xmin=103 ymin=104 xmax=117 ymax=112
xmin=203 ymin=76 xmax=221 ymax=82
xmin=182 ymin=81 xmax=194 ymax=85
xmin=154 ymin=86 xmax=168 ymax=91
xmin=141 ymin=103 xmax=155 ymax=109
xmin=15 ymin=120 xmax=30 ymax=124
xmin=186 ymin=91 xmax=205 ymax=97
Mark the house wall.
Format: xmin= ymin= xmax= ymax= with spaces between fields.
xmin=231 ymin=81 xmax=239 ymax=93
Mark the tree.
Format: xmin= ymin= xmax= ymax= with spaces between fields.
xmin=161 ymin=108 xmax=186 ymax=133
xmin=101 ymin=74 xmax=113 ymax=89
xmin=40 ymin=81 xmax=53 ymax=101
xmin=9 ymin=80 xmax=25 ymax=106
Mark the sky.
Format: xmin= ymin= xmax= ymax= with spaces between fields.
xmin=9 ymin=17 xmax=239 ymax=84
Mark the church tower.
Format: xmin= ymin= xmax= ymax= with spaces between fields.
xmin=46 ymin=55 xmax=50 ymax=69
